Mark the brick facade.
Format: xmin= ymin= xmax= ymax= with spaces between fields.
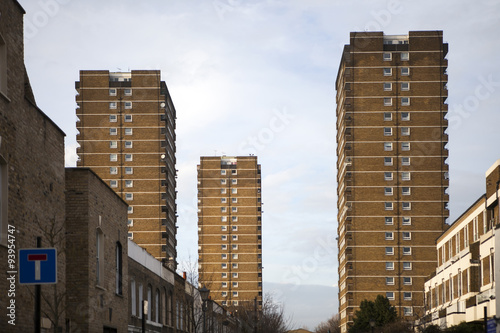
xmin=336 ymin=31 xmax=449 ymax=331
xmin=0 ymin=1 xmax=67 ymax=331
xmin=75 ymin=70 xmax=178 ymax=266
xmin=65 ymin=168 xmax=129 ymax=333
xmin=197 ymin=156 xmax=263 ymax=309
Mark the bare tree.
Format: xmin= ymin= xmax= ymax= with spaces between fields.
xmin=315 ymin=314 xmax=341 ymax=333
xmin=233 ymin=293 xmax=291 ymax=333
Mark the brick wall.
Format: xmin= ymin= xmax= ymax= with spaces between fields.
xmin=0 ymin=1 xmax=67 ymax=332
xmin=65 ymin=168 xmax=129 ymax=333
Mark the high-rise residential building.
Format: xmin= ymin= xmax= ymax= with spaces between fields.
xmin=76 ymin=70 xmax=177 ymax=267
xmin=336 ymin=31 xmax=449 ymax=331
xmin=197 ymin=156 xmax=263 ymax=309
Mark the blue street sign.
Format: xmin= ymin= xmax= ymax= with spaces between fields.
xmin=487 ymin=318 xmax=496 ymax=333
xmin=19 ymin=248 xmax=57 ymax=285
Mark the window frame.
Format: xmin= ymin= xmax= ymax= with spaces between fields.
xmin=384 ymin=97 xmax=393 ymax=106
xmin=383 ymin=68 xmax=392 ymax=76
xmin=401 ymin=97 xmax=410 ymax=106
xmin=383 ymin=82 xmax=392 ymax=91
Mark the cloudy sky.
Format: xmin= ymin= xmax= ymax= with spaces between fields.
xmin=18 ymin=0 xmax=500 ymax=329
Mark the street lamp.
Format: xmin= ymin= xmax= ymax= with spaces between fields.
xmin=369 ymin=318 xmax=376 ymax=333
xmin=200 ymin=285 xmax=210 ymax=333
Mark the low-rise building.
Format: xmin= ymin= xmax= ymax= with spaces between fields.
xmin=422 ymin=160 xmax=500 ymax=329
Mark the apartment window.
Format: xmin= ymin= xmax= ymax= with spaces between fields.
xmin=109 ymin=88 xmax=117 ymax=96
xmin=125 ymin=154 xmax=133 ymax=162
xmin=125 ymin=180 xmax=133 ymax=188
xmin=404 ymin=307 xmax=413 ymax=316
xmin=232 ymin=170 xmax=237 ymax=175
xmin=221 ymin=170 xmax=226 ymax=175
xmin=403 ymin=247 xmax=411 ymax=255
xmin=232 ymin=254 xmax=238 ymax=259
xmin=110 ymin=180 xmax=118 ymax=188
xmin=401 ymin=67 xmax=410 ymax=76
xmin=128 ymin=232 xmax=133 ymax=239
xmin=385 ymin=247 xmax=394 ymax=255
xmin=384 ymin=97 xmax=392 ymax=106
xmin=232 ymin=263 xmax=238 ymax=269
xmin=221 ymin=263 xmax=227 ymax=269
xmin=232 ymin=198 xmax=237 ymax=203
xmin=109 ymin=114 xmax=117 ymax=122
xmin=403 ymin=262 xmax=412 ymax=270
xmin=125 ymin=167 xmax=133 ymax=175
xmin=110 ymin=141 xmax=118 ymax=149
xmin=385 ymin=202 xmax=393 ymax=210
xmin=221 ymin=207 xmax=227 ymax=213
xmin=401 ymin=142 xmax=410 ymax=151
xmin=402 ymin=187 xmax=411 ymax=195
xmin=125 ymin=101 xmax=132 ymax=109
xmin=221 ymin=198 xmax=227 ymax=203
xmin=221 ymin=253 xmax=227 ymax=259
xmin=401 ymin=82 xmax=410 ymax=91
xmin=110 ymin=154 xmax=118 ymax=162
xmin=383 ymin=52 xmax=392 ymax=61
xmin=231 ymin=188 xmax=237 ymax=194
xmin=128 ymin=206 xmax=133 ymax=214
xmin=385 ymin=232 xmax=394 ymax=240
xmin=232 ymin=282 xmax=238 ymax=287
xmin=402 ymin=157 xmax=410 ymax=166
xmin=401 ymin=112 xmax=410 ymax=121
xmin=383 ymin=68 xmax=392 ymax=76
xmin=401 ymin=97 xmax=410 ymax=106
xmin=384 ymin=172 xmax=393 ymax=181
xmin=221 ymin=188 xmax=226 ymax=194
xmin=400 ymin=52 xmax=409 ymax=61
xmin=221 ymin=179 xmax=226 ymax=184
xmin=125 ymin=141 xmax=133 ymax=149
xmin=384 ymin=157 xmax=393 ymax=166
xmin=384 ymin=127 xmax=392 ymax=136
xmin=402 ymin=217 xmax=411 ymax=225
xmin=232 ymin=244 xmax=238 ymax=250
xmin=385 ymin=217 xmax=394 ymax=225
xmin=221 ymin=245 xmax=227 ymax=250
xmin=221 ymin=216 xmax=227 ymax=222
xmin=233 ymin=291 xmax=238 ymax=297
xmin=232 ymin=207 xmax=237 ymax=212
xmin=110 ymin=167 xmax=118 ymax=175
xmin=125 ymin=193 xmax=133 ymax=201
xmin=232 ymin=179 xmax=237 ymax=184
xmin=402 ymin=202 xmax=411 ymax=210
xmin=110 ymin=128 xmax=117 ymax=135
xmin=384 ymin=142 xmax=393 ymax=151
xmin=125 ymin=128 xmax=133 ymax=135
xmin=386 ymin=292 xmax=395 ymax=300
xmin=222 ymin=273 xmax=228 ymax=279
xmin=222 ymin=282 xmax=227 ymax=288
xmin=403 ymin=231 xmax=411 ymax=240
xmin=124 ymin=88 xmax=132 ymax=96
xmin=222 ymin=291 xmax=227 ymax=297
xmin=124 ymin=114 xmax=132 ymax=122
xmin=400 ymin=128 xmax=410 ymax=137
xmin=384 ymin=187 xmax=393 ymax=196
xmin=384 ymin=82 xmax=392 ymax=91
xmin=384 ymin=112 xmax=392 ymax=121
xmin=232 ymin=235 xmax=238 ymax=241
xmin=386 ymin=262 xmax=394 ymax=270
xmin=109 ymin=102 xmax=117 ymax=109
xmin=401 ymin=172 xmax=411 ymax=181
xmin=403 ymin=277 xmax=412 ymax=285
xmin=232 ymin=216 xmax=238 ymax=222
xmin=221 ymin=235 xmax=227 ymax=241
xmin=128 ymin=219 xmax=133 ymax=226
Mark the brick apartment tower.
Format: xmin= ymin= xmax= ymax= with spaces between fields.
xmin=197 ymin=156 xmax=263 ymax=309
xmin=336 ymin=31 xmax=449 ymax=331
xmin=76 ymin=70 xmax=177 ymax=267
